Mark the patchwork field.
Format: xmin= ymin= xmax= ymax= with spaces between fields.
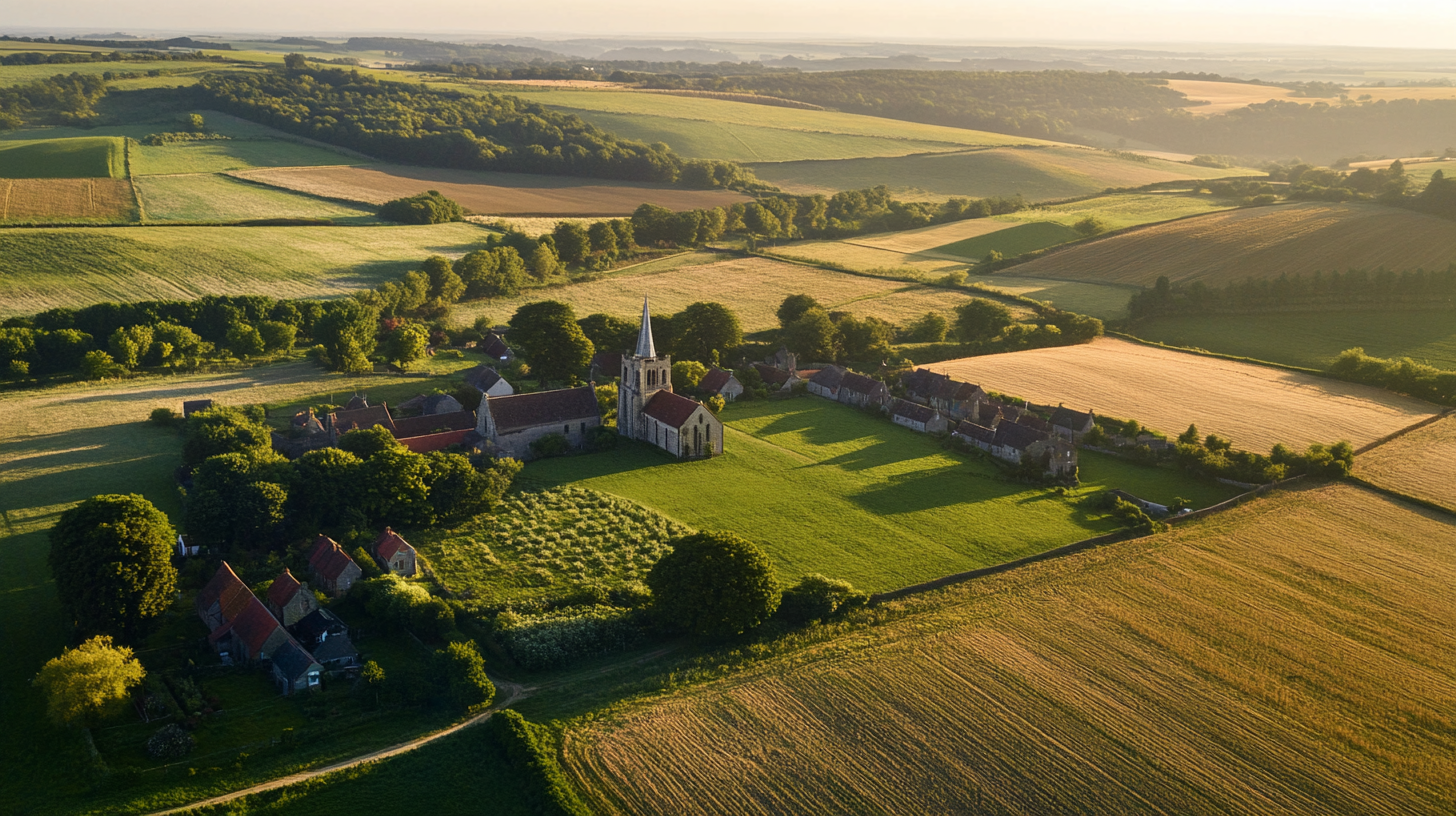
xmin=0 ymin=222 xmax=491 ymax=316
xmin=237 ymin=164 xmax=749 ymax=216
xmin=1354 ymin=414 xmax=1456 ymax=511
xmin=0 ymin=178 xmax=136 ymax=222
xmin=929 ymin=337 xmax=1438 ymax=451
xmin=135 ymin=173 xmax=377 ymax=223
xmin=1010 ymin=202 xmax=1456 ymax=287
xmin=528 ymin=399 xmax=1241 ymax=593
xmin=1002 ymin=190 xmax=1239 ymax=230
xmin=932 ymin=221 xmax=1082 ymax=260
xmin=1130 ymin=310 xmax=1456 ymax=370
xmin=749 ymin=146 xmax=1252 ymax=200
xmin=131 ymin=139 xmax=366 ymax=176
xmin=1168 ymin=78 xmax=1456 ymax=114
xmin=0 ymin=60 xmax=223 ymax=87
xmin=562 ymin=482 xmax=1456 ymax=816
xmin=0 ymin=136 xmax=126 ymax=178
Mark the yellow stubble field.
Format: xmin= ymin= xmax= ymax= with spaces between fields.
xmin=1354 ymin=413 xmax=1456 ymax=511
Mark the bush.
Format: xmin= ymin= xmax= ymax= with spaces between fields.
xmin=149 ymin=407 xmax=178 ymax=427
xmin=379 ymin=190 xmax=465 ymax=225
xmin=361 ymin=575 xmax=456 ymax=638
xmin=777 ymin=574 xmax=868 ymax=624
xmin=146 ymin=724 xmax=196 ymax=760
xmin=434 ymin=640 xmax=494 ymax=712
xmin=647 ymin=531 xmax=780 ymax=637
xmin=488 ymin=710 xmax=592 ymax=816
xmin=495 ymin=605 xmax=644 ymax=670
xmin=529 ymin=433 xmax=571 ymax=459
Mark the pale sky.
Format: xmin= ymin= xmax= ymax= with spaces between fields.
xmin=5 ymin=0 xmax=1456 ymax=50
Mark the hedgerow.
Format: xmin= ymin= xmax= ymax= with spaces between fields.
xmin=495 ymin=604 xmax=644 ymax=670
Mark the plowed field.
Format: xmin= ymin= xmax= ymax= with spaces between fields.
xmin=563 ymin=482 xmax=1456 ymax=816
xmin=928 ymin=337 xmax=1437 ymax=451
xmin=1355 ymin=413 xmax=1456 ymax=511
xmin=0 ymin=178 xmax=135 ymax=222
xmin=1010 ymin=202 xmax=1456 ymax=286
xmin=235 ymin=164 xmax=749 ymax=216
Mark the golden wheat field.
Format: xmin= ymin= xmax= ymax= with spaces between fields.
xmin=563 ymin=482 xmax=1456 ymax=816
xmin=1011 ymin=202 xmax=1456 ymax=287
xmin=0 ymin=178 xmax=135 ymax=222
xmin=930 ymin=337 xmax=1436 ymax=450
xmin=235 ymin=164 xmax=748 ymax=216
xmin=1354 ymin=413 xmax=1456 ymax=510
xmin=844 ymin=218 xmax=1018 ymax=254
xmin=1168 ymin=79 xmax=1456 ymax=115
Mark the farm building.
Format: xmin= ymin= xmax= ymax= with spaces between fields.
xmin=307 ymin=535 xmax=363 ymax=597
xmin=480 ymin=332 xmax=514 ymax=364
xmin=618 ymin=298 xmax=723 ymax=458
xmin=271 ymin=639 xmax=324 ymax=695
xmin=752 ymin=362 xmax=800 ymax=392
xmin=265 ymin=569 xmax=319 ymax=627
xmin=209 ymin=595 xmax=290 ymax=664
xmin=477 ymin=386 xmax=602 ymax=460
xmin=1017 ymin=413 xmax=1053 ymax=435
xmin=290 ymin=608 xmax=359 ymax=671
xmin=374 ymin=527 xmax=418 ymax=577
xmin=699 ymin=367 xmax=744 ymax=401
xmin=838 ymin=371 xmax=891 ymax=409
xmin=890 ymin=399 xmax=949 ymax=433
xmin=807 ymin=366 xmax=847 ymax=399
xmin=324 ymin=400 xmax=477 ymax=454
xmin=464 ymin=365 xmax=514 ymax=399
xmin=196 ymin=561 xmax=250 ymax=632
xmin=1050 ymin=406 xmax=1097 ymax=442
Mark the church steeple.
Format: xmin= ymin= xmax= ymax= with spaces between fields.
xmin=635 ymin=296 xmax=656 ymax=358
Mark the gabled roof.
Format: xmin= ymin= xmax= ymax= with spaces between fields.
xmin=1050 ymin=406 xmax=1096 ymax=432
xmin=392 ymin=410 xmax=475 ymax=439
xmin=900 ymin=368 xmax=939 ymax=395
xmin=422 ymin=394 xmax=459 ymax=414
xmin=698 ymin=367 xmax=735 ymax=394
xmin=481 ymin=333 xmax=510 ymax=359
xmin=271 ymin=638 xmax=320 ymax=681
xmin=752 ymin=362 xmax=791 ymax=386
xmin=956 ymin=421 xmax=997 ymax=445
xmin=891 ymin=399 xmax=938 ymax=424
xmin=937 ymin=379 xmax=983 ymax=403
xmin=329 ymin=405 xmax=395 ymax=435
xmin=345 ymin=394 xmax=368 ymax=410
xmin=266 ymin=569 xmax=302 ymax=610
xmin=1017 ymin=413 xmax=1052 ymax=434
xmin=994 ymin=419 xmax=1050 ymax=452
xmin=643 ymin=390 xmax=706 ymax=428
xmin=374 ymin=527 xmax=415 ymax=562
xmin=397 ymin=394 xmax=428 ymax=412
xmin=291 ymin=607 xmax=347 ymax=643
xmin=211 ymin=595 xmax=282 ymax=656
xmin=197 ymin=562 xmax=250 ymax=623
xmin=312 ymin=632 xmax=359 ymax=664
xmin=464 ymin=365 xmax=505 ymax=393
xmin=809 ymin=365 xmax=847 ymax=389
xmin=840 ymin=371 xmax=886 ymax=396
xmin=308 ymin=535 xmax=359 ymax=583
xmin=486 ymin=386 xmax=600 ymax=434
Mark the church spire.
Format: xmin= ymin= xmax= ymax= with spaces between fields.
xmin=635 ymin=296 xmax=656 ymax=358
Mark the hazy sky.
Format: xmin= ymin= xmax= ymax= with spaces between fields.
xmin=8 ymin=0 xmax=1456 ymax=50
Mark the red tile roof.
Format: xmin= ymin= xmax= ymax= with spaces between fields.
xmin=308 ymin=535 xmax=359 ymax=583
xmin=374 ymin=527 xmax=415 ymax=562
xmin=392 ymin=410 xmax=475 ymax=439
xmin=211 ymin=596 xmax=283 ymax=657
xmin=698 ymin=367 xmax=733 ymax=394
xmin=752 ymin=363 xmax=791 ymax=386
xmin=643 ymin=390 xmax=706 ymax=428
xmin=266 ymin=569 xmax=302 ymax=609
xmin=486 ymin=386 xmax=599 ymax=434
xmin=196 ymin=562 xmax=250 ymax=623
xmin=399 ymin=428 xmax=472 ymax=453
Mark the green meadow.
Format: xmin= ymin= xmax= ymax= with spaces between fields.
xmin=528 ymin=399 xmax=1240 ymax=592
xmin=932 ymin=221 xmax=1083 ymax=260
xmin=0 ymin=136 xmax=126 ymax=178
xmin=0 ymin=60 xmax=223 ymax=87
xmin=136 ymin=174 xmax=378 ymax=223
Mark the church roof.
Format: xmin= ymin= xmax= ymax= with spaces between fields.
xmin=644 ymin=390 xmax=705 ymax=428
xmin=487 ymin=387 xmax=600 ymax=434
xmin=635 ymin=297 xmax=656 ymax=358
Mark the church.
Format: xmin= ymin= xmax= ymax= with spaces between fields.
xmin=617 ymin=298 xmax=724 ymax=459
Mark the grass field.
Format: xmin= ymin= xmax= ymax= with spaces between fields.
xmin=0 ymin=359 xmax=479 ymax=815
xmin=0 ymin=60 xmax=222 ymax=87
xmin=1011 ymin=202 xmax=1456 ymax=287
xmin=562 ymin=481 xmax=1456 ymax=816
xmin=749 ymin=146 xmax=1252 ymax=200
xmin=0 ymin=222 xmax=491 ymax=316
xmin=527 ymin=398 xmax=1241 ymax=592
xmin=1129 ymin=310 xmax=1456 ymax=370
xmin=929 ymin=337 xmax=1438 ymax=451
xmin=0 ymin=136 xmax=125 ymax=178
xmin=135 ymin=173 xmax=377 ymax=223
xmin=1354 ymin=415 xmax=1456 ymax=511
xmin=1002 ymin=190 xmax=1239 ymax=230
xmin=0 ymin=178 xmax=136 ymax=222
xmin=237 ymin=164 xmax=749 ymax=216
xmin=931 ymin=221 xmax=1082 ymax=260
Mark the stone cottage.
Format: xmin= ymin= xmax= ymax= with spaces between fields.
xmin=374 ymin=527 xmax=418 ymax=577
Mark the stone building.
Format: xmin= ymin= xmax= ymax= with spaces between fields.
xmin=476 ymin=386 xmax=601 ymax=460
xmin=617 ymin=298 xmax=723 ymax=458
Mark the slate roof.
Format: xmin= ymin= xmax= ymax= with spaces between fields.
xmin=753 ymin=362 xmax=791 ymax=386
xmin=271 ymin=638 xmax=319 ymax=682
xmin=481 ymin=333 xmax=511 ymax=359
xmin=197 ymin=562 xmax=250 ymax=623
xmin=307 ymin=535 xmax=359 ymax=583
xmin=901 ymin=368 xmax=935 ymax=394
xmin=891 ymin=399 xmax=938 ymax=424
xmin=422 ymin=394 xmax=459 ymax=414
xmin=345 ymin=394 xmax=369 ymax=410
xmin=266 ymin=569 xmax=302 ymax=610
xmin=840 ymin=371 xmax=885 ymax=396
xmin=182 ymin=399 xmax=214 ymax=418
xmin=698 ymin=367 xmax=734 ymax=394
xmin=956 ymin=421 xmax=997 ymax=446
xmin=809 ymin=365 xmax=847 ymax=390
xmin=464 ymin=365 xmax=505 ymax=393
xmin=312 ymin=632 xmax=359 ymax=665
xmin=643 ymin=390 xmax=705 ymax=428
xmin=291 ymin=608 xmax=347 ymax=645
xmin=1050 ymin=406 xmax=1096 ymax=432
xmin=1017 ymin=413 xmax=1053 ymax=434
xmin=994 ymin=419 xmax=1050 ymax=452
xmin=374 ymin=527 xmax=415 ymax=562
xmin=486 ymin=386 xmax=599 ymax=434
xmin=392 ymin=410 xmax=475 ymax=439
xmin=397 ymin=394 xmax=428 ymax=413
xmin=329 ymin=405 xmax=395 ymax=435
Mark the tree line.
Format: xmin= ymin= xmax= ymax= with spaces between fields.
xmin=0 ymin=49 xmax=223 ymax=66
xmin=1128 ymin=267 xmax=1456 ymax=319
xmin=0 ymin=72 xmax=109 ymax=127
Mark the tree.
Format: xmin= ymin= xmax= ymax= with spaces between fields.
xmin=33 ymin=636 xmax=145 ymax=727
xmin=289 ymin=448 xmax=363 ymax=529
xmin=551 ymin=221 xmax=590 ymax=265
xmin=742 ymin=202 xmax=782 ymax=240
xmin=835 ymin=315 xmax=895 ymax=361
xmin=256 ymin=320 xmax=297 ymax=353
xmin=225 ymin=322 xmax=265 ymax=358
xmin=1073 ymin=215 xmax=1108 ymax=237
xmin=182 ymin=405 xmax=271 ymax=466
xmin=528 ymin=244 xmax=559 ymax=280
xmin=577 ymin=313 xmax=637 ymax=356
xmin=776 ymin=294 xmax=821 ymax=328
xmin=81 ymin=349 xmax=118 ymax=379
xmin=671 ymin=360 xmax=708 ymax=392
xmin=378 ymin=190 xmax=464 ymax=225
xmin=953 ymin=299 xmax=1015 ymax=344
xmin=435 ymin=640 xmax=495 ymax=712
xmin=783 ymin=307 xmax=837 ymax=361
xmin=108 ymin=325 xmax=152 ymax=369
xmin=1178 ymin=424 xmax=1201 ymax=445
xmin=424 ymin=451 xmax=496 ymax=520
xmin=646 ymin=531 xmax=780 ymax=637
xmin=508 ymin=301 xmax=595 ymax=386
xmin=385 ymin=323 xmax=430 ymax=369
xmin=778 ymin=574 xmax=867 ymax=624
xmin=339 ymin=425 xmax=403 ymax=459
xmin=49 ymin=495 xmax=177 ymax=641
xmin=673 ymin=301 xmax=742 ymax=364
xmin=422 ymin=255 xmax=466 ymax=304
xmin=587 ymin=220 xmax=619 ymax=256
xmin=904 ymin=312 xmax=949 ymax=343
xmin=314 ymin=300 xmax=379 ymax=373
xmin=360 ymin=448 xmax=434 ymax=526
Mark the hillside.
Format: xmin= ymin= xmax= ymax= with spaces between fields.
xmin=1011 ymin=202 xmax=1456 ymax=287
xmin=0 ymin=136 xmax=125 ymax=178
xmin=562 ymin=482 xmax=1456 ymax=816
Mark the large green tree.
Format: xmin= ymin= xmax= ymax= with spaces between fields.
xmin=434 ymin=640 xmax=495 ymax=713
xmin=647 ymin=531 xmax=780 ymax=637
xmin=314 ymin=299 xmax=379 ymax=373
xmin=953 ymin=298 xmax=1016 ymax=344
xmin=508 ymin=301 xmax=595 ymax=386
xmin=551 ymin=221 xmax=590 ymax=265
xmin=385 ymin=323 xmax=430 ymax=369
xmin=289 ymin=448 xmax=363 ymax=529
xmin=49 ymin=494 xmax=177 ymax=641
xmin=577 ymin=313 xmax=637 ymax=356
xmin=783 ymin=307 xmax=838 ymax=362
xmin=673 ymin=301 xmax=742 ymax=365
xmin=182 ymin=406 xmax=271 ymax=467
xmin=33 ymin=636 xmax=145 ymax=727
xmin=776 ymin=294 xmax=821 ymax=328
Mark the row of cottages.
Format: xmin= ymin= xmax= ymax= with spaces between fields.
xmin=615 ymin=298 xmax=725 ymax=458
xmin=954 ymin=415 xmax=1079 ymax=478
xmin=807 ymin=366 xmax=892 ymax=408
xmin=890 ymin=399 xmax=949 ymax=434
xmin=901 ymin=369 xmax=988 ymax=421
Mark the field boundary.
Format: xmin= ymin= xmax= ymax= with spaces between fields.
xmin=1107 ymin=331 xmax=1325 ymax=375
xmin=1347 ymin=475 xmax=1456 ymax=517
xmin=1353 ymin=407 xmax=1456 ymax=455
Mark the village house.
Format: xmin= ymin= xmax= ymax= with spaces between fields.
xmin=838 ymin=370 xmax=891 ymax=409
xmin=290 ymin=608 xmax=359 ymax=672
xmin=307 ymin=535 xmax=363 ymax=597
xmin=374 ymin=527 xmax=418 ymax=577
xmin=480 ymin=332 xmax=514 ymax=364
xmin=1049 ymin=406 xmax=1097 ymax=442
xmin=398 ymin=392 xmax=465 ymax=416
xmin=196 ymin=561 xmax=250 ymax=631
xmin=954 ymin=420 xmax=997 ymax=451
xmin=176 ymin=534 xmax=199 ymax=558
xmin=209 ymin=595 xmax=291 ymax=664
xmin=618 ymin=298 xmax=724 ymax=458
xmin=323 ymin=398 xmax=477 ymax=454
xmin=464 ymin=364 xmax=514 ymax=399
xmin=901 ymin=370 xmax=987 ymax=420
xmin=807 ymin=365 xmax=847 ymax=399
xmin=890 ymin=399 xmax=949 ymax=433
xmin=954 ymin=419 xmax=1077 ymax=478
xmin=698 ymin=367 xmax=744 ymax=402
xmin=752 ymin=362 xmax=799 ymax=392
xmin=265 ymin=569 xmax=319 ymax=627
xmin=476 ymin=386 xmax=601 ymax=460
xmin=1017 ymin=412 xmax=1053 ymax=435
xmin=270 ymin=639 xmax=324 ymax=695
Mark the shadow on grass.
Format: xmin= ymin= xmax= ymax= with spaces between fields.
xmin=847 ymin=461 xmax=1008 ymax=516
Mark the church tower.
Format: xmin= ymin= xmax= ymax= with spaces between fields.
xmin=618 ymin=297 xmax=672 ymax=440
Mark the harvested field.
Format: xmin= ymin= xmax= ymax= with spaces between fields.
xmin=1167 ymin=79 xmax=1301 ymax=114
xmin=0 ymin=136 xmax=125 ymax=179
xmin=929 ymin=337 xmax=1437 ymax=451
xmin=236 ymin=165 xmax=749 ymax=216
xmin=844 ymin=218 xmax=1017 ymax=254
xmin=563 ymin=482 xmax=1456 ymax=816
xmin=932 ymin=221 xmax=1081 ymax=260
xmin=1011 ymin=202 xmax=1456 ymax=287
xmin=1355 ymin=414 xmax=1456 ymax=511
xmin=135 ymin=173 xmax=375 ymax=223
xmin=0 ymin=178 xmax=135 ymax=222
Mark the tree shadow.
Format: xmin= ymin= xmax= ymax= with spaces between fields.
xmin=0 ymin=424 xmax=182 ymax=518
xmin=846 ymin=463 xmax=1007 ymax=516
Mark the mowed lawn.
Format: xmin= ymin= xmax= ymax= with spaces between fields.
xmin=562 ymin=482 xmax=1456 ymax=816
xmin=527 ymin=398 xmax=1239 ymax=592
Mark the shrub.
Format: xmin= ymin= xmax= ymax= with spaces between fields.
xmin=146 ymin=724 xmax=196 ymax=760
xmin=647 ymin=531 xmax=780 ymax=637
xmin=379 ymin=190 xmax=465 ymax=225
xmin=495 ymin=605 xmax=644 ymax=670
xmin=777 ymin=574 xmax=868 ymax=624
xmin=149 ymin=407 xmax=178 ymax=427
xmin=488 ymin=710 xmax=592 ymax=816
xmin=529 ymin=433 xmax=571 ymax=459
xmin=434 ymin=640 xmax=494 ymax=712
